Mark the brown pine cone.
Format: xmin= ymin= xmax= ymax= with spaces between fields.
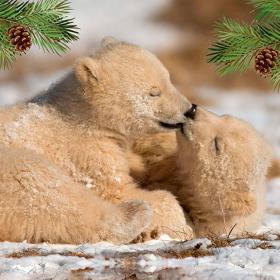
xmin=255 ymin=47 xmax=278 ymax=77
xmin=8 ymin=25 xmax=32 ymax=52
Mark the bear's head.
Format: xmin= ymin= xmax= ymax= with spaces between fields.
xmin=75 ymin=37 xmax=192 ymax=138
xmin=177 ymin=106 xmax=272 ymax=194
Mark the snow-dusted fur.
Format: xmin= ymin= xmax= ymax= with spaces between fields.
xmin=0 ymin=37 xmax=193 ymax=244
xmin=132 ymin=107 xmax=272 ymax=237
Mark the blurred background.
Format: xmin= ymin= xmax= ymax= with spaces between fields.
xmin=0 ymin=0 xmax=279 ymax=173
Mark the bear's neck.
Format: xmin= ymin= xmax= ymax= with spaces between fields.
xmin=94 ymin=129 xmax=131 ymax=151
xmin=37 ymin=71 xmax=95 ymax=124
xmin=31 ymin=70 xmax=131 ymax=150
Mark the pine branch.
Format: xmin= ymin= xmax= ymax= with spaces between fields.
xmin=0 ymin=0 xmax=79 ymax=68
xmin=1 ymin=0 xmax=79 ymax=52
xmin=208 ymin=18 xmax=267 ymax=75
xmin=207 ymin=0 xmax=280 ymax=90
xmin=208 ymin=15 xmax=280 ymax=89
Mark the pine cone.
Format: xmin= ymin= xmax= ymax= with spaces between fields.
xmin=255 ymin=47 xmax=278 ymax=77
xmin=8 ymin=25 xmax=32 ymax=52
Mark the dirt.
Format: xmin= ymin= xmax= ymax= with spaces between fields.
xmin=7 ymin=248 xmax=43 ymax=258
xmin=7 ymin=248 xmax=94 ymax=259
xmin=161 ymin=247 xmax=213 ymax=259
xmin=253 ymin=242 xmax=274 ymax=250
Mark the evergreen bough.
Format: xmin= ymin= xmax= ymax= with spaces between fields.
xmin=0 ymin=0 xmax=79 ymax=69
xmin=208 ymin=0 xmax=280 ymax=90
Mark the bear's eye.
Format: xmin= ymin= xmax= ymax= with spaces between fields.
xmin=214 ymin=137 xmax=222 ymax=155
xmin=149 ymin=90 xmax=161 ymax=97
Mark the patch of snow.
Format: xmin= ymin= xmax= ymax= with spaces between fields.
xmin=267 ymin=177 xmax=280 ymax=207
xmin=257 ymin=178 xmax=280 ymax=235
xmin=1 ymin=238 xmax=280 ymax=279
xmin=262 ymin=214 xmax=280 ymax=233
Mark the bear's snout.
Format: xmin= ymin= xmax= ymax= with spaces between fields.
xmin=184 ymin=104 xmax=197 ymax=120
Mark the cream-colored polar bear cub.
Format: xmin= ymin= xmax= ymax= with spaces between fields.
xmin=133 ymin=106 xmax=272 ymax=237
xmin=0 ymin=37 xmax=194 ymax=244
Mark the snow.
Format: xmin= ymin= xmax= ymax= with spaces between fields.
xmin=1 ymin=233 xmax=280 ymax=279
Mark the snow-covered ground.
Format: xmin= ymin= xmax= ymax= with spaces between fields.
xmin=1 ymin=219 xmax=280 ymax=279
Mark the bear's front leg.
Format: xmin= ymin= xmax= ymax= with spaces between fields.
xmin=72 ymin=139 xmax=193 ymax=241
xmin=122 ymin=186 xmax=194 ymax=242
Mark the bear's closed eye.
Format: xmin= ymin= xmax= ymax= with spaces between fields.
xmin=149 ymin=89 xmax=161 ymax=97
xmin=214 ymin=137 xmax=222 ymax=155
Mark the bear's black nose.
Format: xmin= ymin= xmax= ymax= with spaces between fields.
xmin=185 ymin=104 xmax=197 ymax=120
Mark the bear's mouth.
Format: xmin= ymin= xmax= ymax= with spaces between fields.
xmin=159 ymin=121 xmax=183 ymax=130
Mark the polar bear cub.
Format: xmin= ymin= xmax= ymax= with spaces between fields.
xmin=177 ymin=106 xmax=272 ymax=236
xmin=136 ymin=106 xmax=272 ymax=237
xmin=0 ymin=37 xmax=194 ymax=243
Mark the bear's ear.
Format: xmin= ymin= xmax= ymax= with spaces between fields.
xmin=75 ymin=57 xmax=99 ymax=84
xmin=101 ymin=36 xmax=120 ymax=47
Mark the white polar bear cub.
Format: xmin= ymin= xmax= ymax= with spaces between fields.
xmin=0 ymin=37 xmax=193 ymax=244
xmin=135 ymin=106 xmax=273 ymax=237
xmin=177 ymin=106 xmax=272 ymax=236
